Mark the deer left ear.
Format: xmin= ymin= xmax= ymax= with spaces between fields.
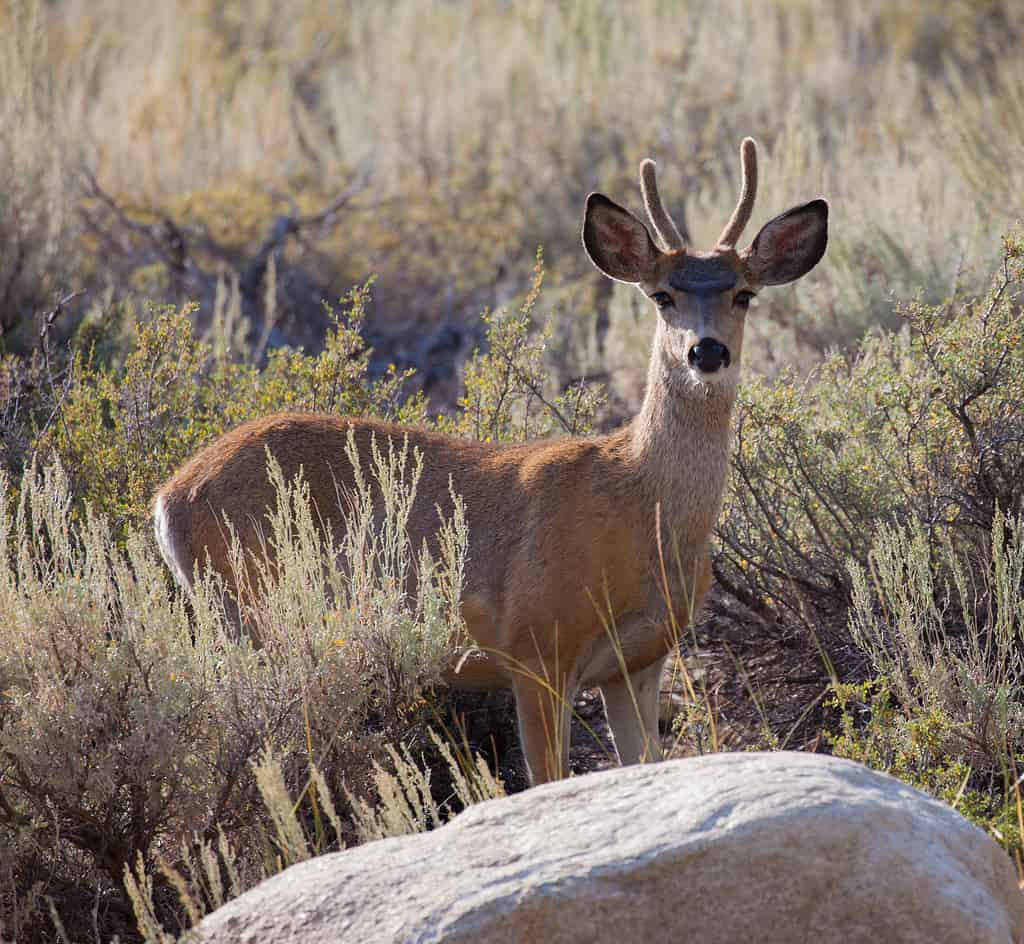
xmin=743 ymin=200 xmax=828 ymax=286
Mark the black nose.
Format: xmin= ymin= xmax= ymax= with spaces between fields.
xmin=687 ymin=338 xmax=731 ymax=373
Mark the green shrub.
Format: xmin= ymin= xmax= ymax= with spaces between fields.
xmin=828 ymin=679 xmax=1023 ymax=862
xmin=34 ymin=284 xmax=424 ymax=533
xmin=715 ymin=232 xmax=1024 ymax=637
xmin=439 ymin=254 xmax=605 ymax=443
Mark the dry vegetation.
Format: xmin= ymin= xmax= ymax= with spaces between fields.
xmin=4 ymin=0 xmax=1024 ymax=364
xmin=1 ymin=0 xmax=1023 ymax=940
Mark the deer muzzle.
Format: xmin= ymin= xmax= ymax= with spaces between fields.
xmin=687 ymin=338 xmax=731 ymax=373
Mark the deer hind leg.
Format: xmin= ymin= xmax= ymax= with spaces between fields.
xmin=511 ymin=674 xmax=574 ymax=785
xmin=600 ymin=655 xmax=667 ymax=767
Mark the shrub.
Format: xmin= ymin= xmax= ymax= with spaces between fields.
xmin=828 ymin=678 xmax=1023 ymax=864
xmin=439 ymin=254 xmax=605 ymax=443
xmin=715 ymin=232 xmax=1024 ymax=640
xmin=121 ymin=729 xmax=506 ymax=942
xmin=848 ymin=511 xmax=1024 ymax=766
xmin=0 ymin=440 xmax=466 ymax=940
xmin=828 ymin=509 xmax=1024 ymax=861
xmin=33 ymin=284 xmax=424 ymax=533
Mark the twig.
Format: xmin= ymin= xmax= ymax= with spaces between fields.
xmin=35 ymin=291 xmax=84 ymax=447
xmin=81 ymin=167 xmax=182 ymax=267
xmin=38 ymin=291 xmax=85 ymax=349
xmin=239 ymin=168 xmax=373 ymax=301
xmin=520 ymin=374 xmax=573 ymax=434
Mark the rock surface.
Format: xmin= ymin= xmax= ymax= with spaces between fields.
xmin=198 ymin=752 xmax=1024 ymax=944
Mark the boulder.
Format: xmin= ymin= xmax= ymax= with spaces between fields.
xmin=197 ymin=752 xmax=1024 ymax=944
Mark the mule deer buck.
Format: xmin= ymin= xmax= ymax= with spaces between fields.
xmin=153 ymin=138 xmax=827 ymax=784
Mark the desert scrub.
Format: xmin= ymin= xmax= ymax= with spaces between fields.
xmin=439 ymin=253 xmax=605 ymax=443
xmin=34 ymin=283 xmax=424 ymax=533
xmin=8 ymin=1 xmax=1024 ymax=379
xmin=715 ymin=231 xmax=1024 ymax=638
xmin=827 ymin=508 xmax=1024 ymax=861
xmin=0 ymin=0 xmax=80 ymax=343
xmin=0 ymin=441 xmax=466 ymax=941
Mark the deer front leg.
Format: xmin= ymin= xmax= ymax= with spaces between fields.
xmin=600 ymin=655 xmax=667 ymax=767
xmin=511 ymin=674 xmax=574 ymax=785
xmin=598 ymin=551 xmax=710 ymax=767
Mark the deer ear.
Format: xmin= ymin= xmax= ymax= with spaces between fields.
xmin=743 ymin=200 xmax=828 ymax=286
xmin=582 ymin=194 xmax=661 ymax=284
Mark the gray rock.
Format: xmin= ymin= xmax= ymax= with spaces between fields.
xmin=197 ymin=752 xmax=1024 ymax=944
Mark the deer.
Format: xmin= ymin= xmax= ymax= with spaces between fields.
xmin=153 ymin=138 xmax=828 ymax=785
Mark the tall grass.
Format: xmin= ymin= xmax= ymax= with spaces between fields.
xmin=0 ymin=0 xmax=78 ymax=339
xmin=0 ymin=442 xmax=466 ymax=940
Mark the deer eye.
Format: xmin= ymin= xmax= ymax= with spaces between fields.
xmin=733 ymin=290 xmax=756 ymax=309
xmin=650 ymin=292 xmax=674 ymax=309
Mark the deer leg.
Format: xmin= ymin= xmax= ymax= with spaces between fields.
xmin=600 ymin=655 xmax=667 ymax=766
xmin=511 ymin=674 xmax=574 ymax=785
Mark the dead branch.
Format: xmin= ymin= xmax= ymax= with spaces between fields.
xmin=38 ymin=290 xmax=86 ymax=354
xmin=239 ymin=168 xmax=372 ymax=300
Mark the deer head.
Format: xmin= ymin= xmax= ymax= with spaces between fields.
xmin=582 ymin=138 xmax=828 ymax=393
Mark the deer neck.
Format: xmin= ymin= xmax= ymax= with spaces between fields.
xmin=626 ymin=319 xmax=735 ymax=552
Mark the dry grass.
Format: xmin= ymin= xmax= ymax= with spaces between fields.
xmin=0 ymin=445 xmax=467 ymax=940
xmin=3 ymin=1 xmax=1022 ymax=365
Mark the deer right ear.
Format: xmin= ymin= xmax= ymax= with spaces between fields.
xmin=582 ymin=194 xmax=661 ymax=284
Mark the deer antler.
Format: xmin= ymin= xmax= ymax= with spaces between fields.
xmin=717 ymin=137 xmax=758 ymax=248
xmin=640 ymin=159 xmax=686 ymax=251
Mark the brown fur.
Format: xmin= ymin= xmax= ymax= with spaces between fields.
xmin=153 ymin=140 xmax=828 ymax=784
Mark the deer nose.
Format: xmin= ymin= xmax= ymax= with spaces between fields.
xmin=687 ymin=338 xmax=731 ymax=373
